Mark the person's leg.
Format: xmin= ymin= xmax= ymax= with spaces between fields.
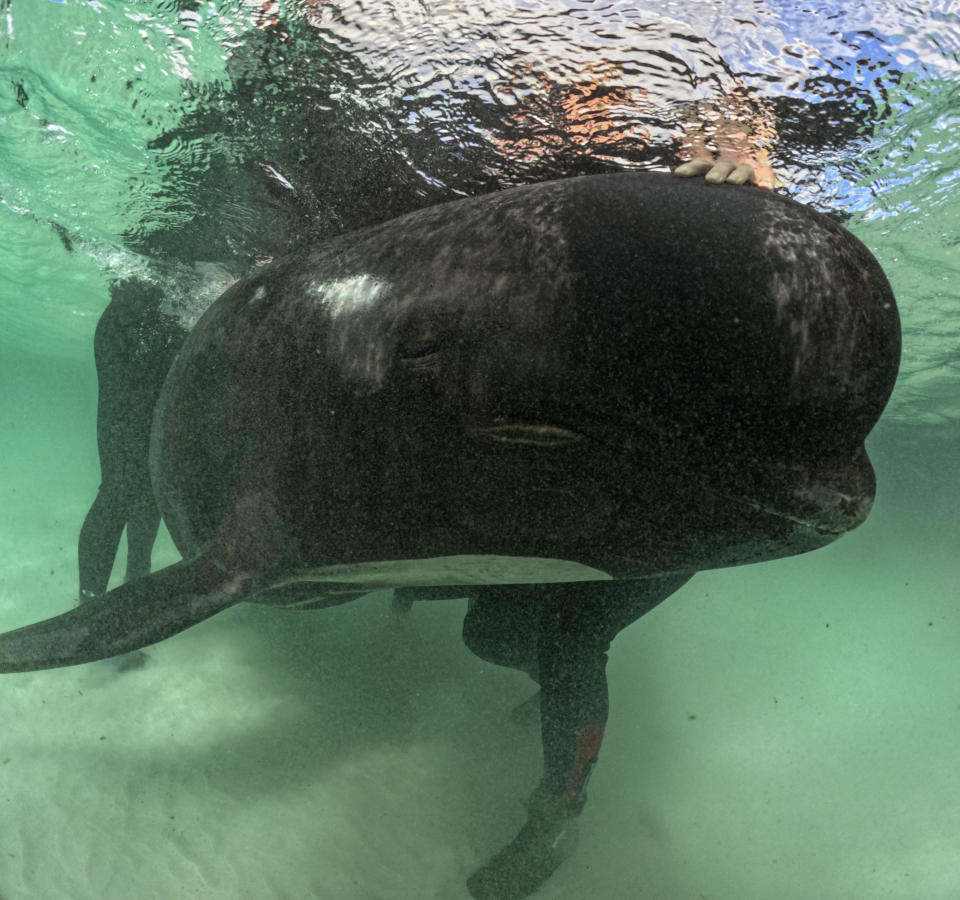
xmin=78 ymin=450 xmax=159 ymax=675
xmin=77 ymin=483 xmax=130 ymax=600
xmin=535 ymin=598 xmax=611 ymax=802
xmin=123 ymin=467 xmax=162 ymax=583
xmin=537 ymin=574 xmax=693 ymax=799
xmin=79 ymin=292 xmax=140 ymax=601
xmin=466 ymin=574 xmax=693 ymax=900
xmin=461 ymin=586 xmax=542 ymax=677
xmin=78 ymin=278 xmax=186 ymax=601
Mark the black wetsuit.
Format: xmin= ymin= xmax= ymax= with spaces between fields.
xmin=77 ymin=279 xmax=187 ymax=600
xmin=438 ymin=574 xmax=690 ymax=898
xmin=462 ymin=575 xmax=692 ymax=800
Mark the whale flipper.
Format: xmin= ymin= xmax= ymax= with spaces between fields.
xmin=0 ymin=553 xmax=253 ymax=673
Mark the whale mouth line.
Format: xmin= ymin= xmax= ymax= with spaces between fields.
xmin=472 ymin=423 xmax=585 ymax=447
xmin=724 ymin=487 xmax=872 ymax=536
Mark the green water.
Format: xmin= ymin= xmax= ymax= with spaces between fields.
xmin=1 ymin=3 xmax=959 ymax=899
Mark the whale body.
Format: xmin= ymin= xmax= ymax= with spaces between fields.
xmin=0 ymin=172 xmax=900 ymax=671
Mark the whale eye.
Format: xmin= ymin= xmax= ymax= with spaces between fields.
xmin=398 ymin=339 xmax=444 ymax=369
xmin=401 ymin=341 xmax=442 ymax=358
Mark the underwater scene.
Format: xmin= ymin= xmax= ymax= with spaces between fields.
xmin=1 ymin=1 xmax=958 ymax=898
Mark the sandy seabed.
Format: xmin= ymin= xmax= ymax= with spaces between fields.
xmin=1 ymin=352 xmax=958 ymax=900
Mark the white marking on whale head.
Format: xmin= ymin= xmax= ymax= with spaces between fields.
xmin=760 ymin=203 xmax=853 ymax=382
xmin=311 ymin=273 xmax=388 ymax=319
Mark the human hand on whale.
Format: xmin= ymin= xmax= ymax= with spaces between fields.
xmin=673 ymin=103 xmax=777 ymax=188
xmin=673 ymin=154 xmax=765 ymax=186
xmin=673 ymin=137 xmax=774 ymax=187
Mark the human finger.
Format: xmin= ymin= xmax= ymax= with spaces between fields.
xmin=724 ymin=162 xmax=756 ymax=185
xmin=672 ymin=158 xmax=714 ymax=178
xmin=704 ymin=158 xmax=736 ymax=183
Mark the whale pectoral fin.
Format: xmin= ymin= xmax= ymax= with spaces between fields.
xmin=0 ymin=552 xmax=255 ymax=673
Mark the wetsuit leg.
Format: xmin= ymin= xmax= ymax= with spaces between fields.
xmin=122 ymin=465 xmax=163 ymax=583
xmin=536 ymin=575 xmax=692 ymax=799
xmin=461 ymin=586 xmax=542 ymax=678
xmin=465 ymin=574 xmax=693 ymax=900
xmin=78 ymin=483 xmax=131 ymax=598
xmin=77 ymin=279 xmax=186 ymax=601
xmin=78 ymin=433 xmax=162 ymax=597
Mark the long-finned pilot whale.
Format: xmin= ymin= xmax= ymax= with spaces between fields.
xmin=0 ymin=172 xmax=900 ymax=900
